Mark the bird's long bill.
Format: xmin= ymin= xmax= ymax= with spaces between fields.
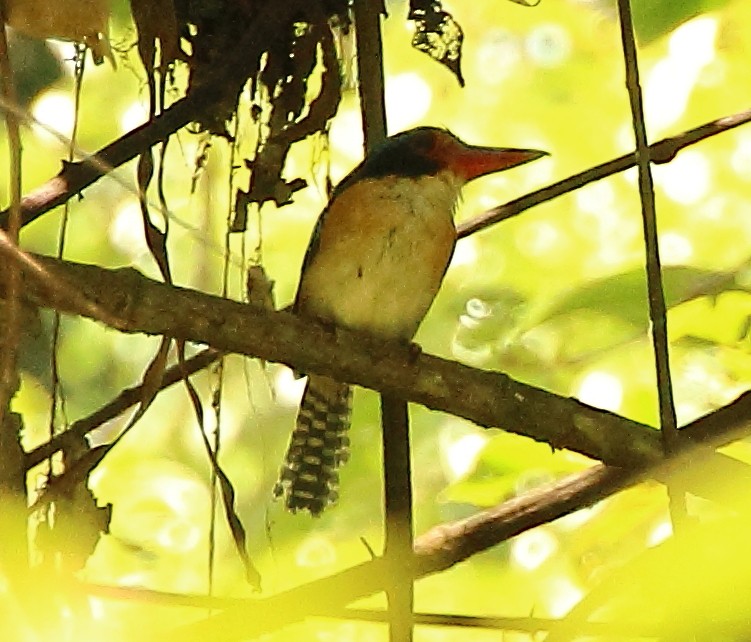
xmin=454 ymin=145 xmax=548 ymax=182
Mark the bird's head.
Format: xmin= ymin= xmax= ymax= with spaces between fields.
xmin=350 ymin=126 xmax=548 ymax=186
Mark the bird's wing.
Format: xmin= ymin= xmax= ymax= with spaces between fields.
xmin=293 ymin=207 xmax=328 ymax=313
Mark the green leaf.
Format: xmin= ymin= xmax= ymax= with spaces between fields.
xmin=524 ymin=265 xmax=739 ymax=333
xmin=441 ymin=432 xmax=589 ymax=507
xmin=630 ymin=0 xmax=730 ymax=44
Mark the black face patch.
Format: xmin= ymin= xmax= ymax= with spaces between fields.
xmin=360 ymin=128 xmax=441 ymax=179
xmin=334 ymin=127 xmax=448 ymax=196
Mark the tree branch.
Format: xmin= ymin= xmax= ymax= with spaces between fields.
xmin=24 ymin=348 xmax=221 ymax=470
xmin=11 ymin=248 xmax=744 ymax=641
xmin=617 ymin=0 xmax=686 ymax=532
xmin=151 ymin=464 xmax=637 ymax=642
xmin=9 ymin=250 xmax=751 ymax=501
xmin=83 ymin=428 xmax=751 ymax=642
xmin=8 ymin=251 xmax=663 ymax=467
xmin=457 ymin=106 xmax=751 ymax=239
xmin=78 ymin=436 xmax=751 ymax=642
xmin=0 ymin=0 xmax=302 ymax=231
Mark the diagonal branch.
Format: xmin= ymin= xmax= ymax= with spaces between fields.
xmin=9 ymin=250 xmax=751 ymax=499
xmin=10 ymin=250 xmax=751 ymax=642
xmin=24 ymin=348 xmax=221 ymax=470
xmin=8 ymin=251 xmax=663 ymax=467
xmin=84 ymin=436 xmax=751 ymax=642
xmin=457 ymin=106 xmax=751 ymax=239
xmin=146 ymin=464 xmax=637 ymax=642
xmin=2 ymin=103 xmax=750 ymax=244
xmin=0 ymin=0 xmax=302 ymax=232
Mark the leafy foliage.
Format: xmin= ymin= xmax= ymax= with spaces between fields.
xmin=3 ymin=0 xmax=751 ymax=640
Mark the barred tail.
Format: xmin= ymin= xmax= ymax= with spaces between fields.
xmin=273 ymin=375 xmax=352 ymax=515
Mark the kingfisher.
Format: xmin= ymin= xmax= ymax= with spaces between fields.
xmin=273 ymin=126 xmax=547 ymax=515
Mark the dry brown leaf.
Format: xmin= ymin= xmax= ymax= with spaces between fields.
xmin=130 ymin=0 xmax=181 ymax=71
xmin=5 ymin=0 xmax=114 ymax=65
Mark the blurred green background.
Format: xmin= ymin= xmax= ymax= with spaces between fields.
xmin=8 ymin=0 xmax=751 ymax=639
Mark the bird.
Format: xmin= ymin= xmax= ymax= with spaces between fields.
xmin=273 ymin=126 xmax=547 ymax=515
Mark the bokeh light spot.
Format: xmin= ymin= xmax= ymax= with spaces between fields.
xmin=644 ymin=17 xmax=717 ymax=134
xmin=450 ymin=237 xmax=479 ymax=269
xmin=512 ymin=527 xmax=558 ymax=571
xmin=296 ymin=535 xmax=337 ymax=568
xmin=444 ymin=433 xmax=487 ymax=481
xmin=385 ymin=72 xmax=432 ymax=133
xmin=574 ymin=180 xmax=616 ymax=216
xmin=465 ymin=297 xmax=492 ymax=321
xmin=668 ymin=16 xmax=718 ymax=68
xmin=576 ymin=371 xmax=623 ymax=412
xmin=110 ymin=201 xmax=149 ymax=259
xmin=653 ymin=150 xmax=710 ymax=205
xmin=515 ymin=220 xmax=561 ymax=258
xmin=647 ymin=520 xmax=673 ymax=547
xmin=731 ymin=132 xmax=751 ymax=181
xmin=525 ymin=24 xmax=572 ymax=68
xmin=274 ymin=367 xmax=307 ymax=407
xmin=658 ymin=231 xmax=693 ymax=265
xmin=120 ymin=101 xmax=149 ymax=134
xmin=155 ymin=519 xmax=202 ymax=553
xmin=548 ymin=577 xmax=584 ymax=618
xmin=475 ymin=28 xmax=521 ymax=85
xmin=329 ymin=108 xmax=364 ymax=168
xmin=32 ymin=90 xmax=75 ymax=142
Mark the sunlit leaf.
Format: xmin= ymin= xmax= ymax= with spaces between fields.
xmin=524 ymin=265 xmax=741 ymax=332
xmin=408 ymin=0 xmax=465 ymax=86
xmin=630 ymin=0 xmax=730 ymax=43
xmin=442 ymin=431 xmax=589 ymax=506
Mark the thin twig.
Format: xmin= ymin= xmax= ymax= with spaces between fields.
xmin=48 ymin=44 xmax=86 ymax=470
xmin=457 ymin=106 xmax=751 ymax=239
xmin=381 ymin=395 xmax=415 ymax=642
xmin=354 ymin=1 xmax=414 ymax=637
xmin=328 ymin=608 xmax=658 ymax=636
xmin=25 ymin=348 xmax=220 ymax=470
xmin=616 ymin=0 xmax=686 ymax=528
xmin=75 ymin=585 xmax=667 ymax=637
xmin=354 ymin=0 xmax=387 ymax=150
xmin=0 ymin=98 xmax=748 ymax=254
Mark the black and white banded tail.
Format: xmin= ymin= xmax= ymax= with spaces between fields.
xmin=273 ymin=374 xmax=353 ymax=515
